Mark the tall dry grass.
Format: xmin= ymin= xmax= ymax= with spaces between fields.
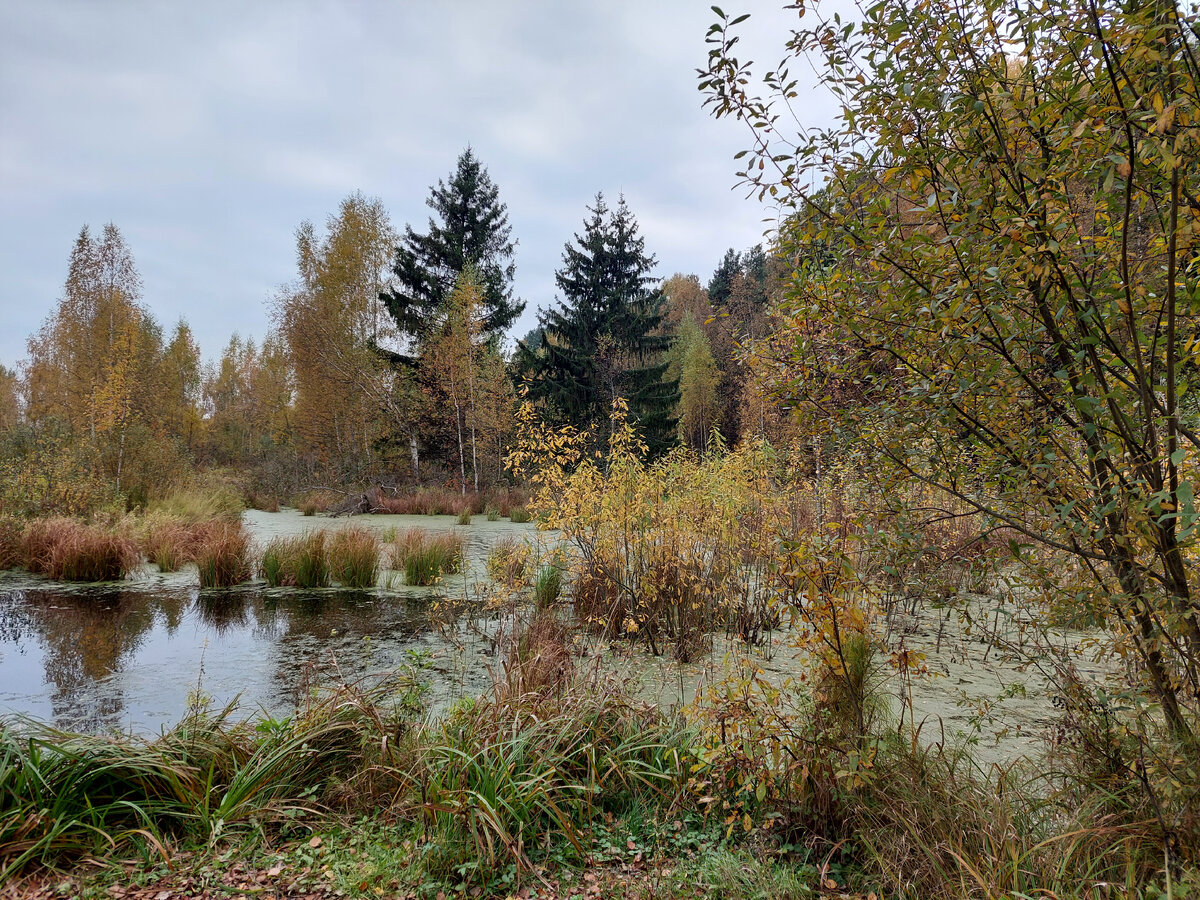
xmin=191 ymin=521 xmax=252 ymax=588
xmin=372 ymin=487 xmax=529 ymax=518
xmin=328 ymin=526 xmax=380 ymax=588
xmin=19 ymin=519 xmax=139 ymax=582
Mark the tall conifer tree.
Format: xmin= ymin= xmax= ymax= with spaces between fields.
xmin=381 ymin=148 xmax=522 ymax=347
xmin=519 ymin=194 xmax=677 ymax=456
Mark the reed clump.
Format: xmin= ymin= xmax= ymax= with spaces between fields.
xmin=191 ymin=521 xmax=252 ymax=588
xmin=328 ymin=526 xmax=380 ymax=588
xmin=258 ymin=531 xmax=329 ymax=588
xmin=141 ymin=514 xmax=192 ymax=572
xmin=391 ymin=528 xmax=464 ymax=586
xmin=502 ymin=610 xmax=575 ymax=697
xmin=507 ymin=505 xmax=531 ymax=524
xmin=19 ymin=518 xmax=139 ymax=582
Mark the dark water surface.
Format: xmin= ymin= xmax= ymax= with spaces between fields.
xmin=0 ymin=511 xmax=540 ymax=733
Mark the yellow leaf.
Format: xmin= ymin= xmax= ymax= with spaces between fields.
xmin=1156 ymin=104 xmax=1176 ymax=134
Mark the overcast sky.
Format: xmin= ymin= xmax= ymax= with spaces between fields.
xmin=0 ymin=1 xmax=841 ymax=368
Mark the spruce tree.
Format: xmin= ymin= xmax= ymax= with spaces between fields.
xmin=381 ymin=148 xmax=523 ymax=346
xmin=706 ymin=248 xmax=741 ymax=306
xmin=518 ymin=194 xmax=678 ymax=456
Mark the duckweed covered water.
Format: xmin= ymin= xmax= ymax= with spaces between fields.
xmin=0 ymin=510 xmax=1110 ymax=767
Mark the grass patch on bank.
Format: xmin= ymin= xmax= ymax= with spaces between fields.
xmin=148 ymin=475 xmax=244 ymax=523
xmin=3 ymin=648 xmax=1198 ymax=898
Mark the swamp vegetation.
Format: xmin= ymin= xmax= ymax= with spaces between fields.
xmin=2 ymin=0 xmax=1200 ymax=895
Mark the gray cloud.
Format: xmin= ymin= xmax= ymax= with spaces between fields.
xmin=0 ymin=0 xmax=842 ymax=366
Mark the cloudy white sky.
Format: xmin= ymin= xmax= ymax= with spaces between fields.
xmin=0 ymin=1 xmax=840 ymax=367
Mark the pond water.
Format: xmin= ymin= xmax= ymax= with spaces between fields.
xmin=0 ymin=509 xmax=1113 ymax=768
xmin=0 ymin=510 xmax=541 ymax=734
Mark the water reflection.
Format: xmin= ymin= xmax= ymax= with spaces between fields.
xmin=0 ymin=572 xmax=491 ymax=734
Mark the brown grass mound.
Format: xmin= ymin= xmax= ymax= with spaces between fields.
xmin=20 ymin=518 xmax=139 ymax=582
xmin=190 ymin=521 xmax=252 ymax=588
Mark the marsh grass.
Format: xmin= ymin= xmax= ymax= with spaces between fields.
xmin=391 ymin=529 xmax=464 ymax=586
xmin=19 ymin=518 xmax=139 ymax=582
xmin=484 ymin=504 xmax=500 ymax=522
xmin=408 ymin=670 xmax=689 ymax=883
xmin=507 ymin=505 xmax=531 ymax=524
xmin=456 ymin=508 xmax=472 ymax=526
xmin=328 ymin=526 xmax=380 ymax=588
xmin=191 ymin=522 xmax=252 ymax=588
xmin=0 ymin=677 xmax=415 ymax=880
xmin=502 ymin=610 xmax=574 ymax=697
xmin=149 ymin=477 xmax=243 ymax=523
xmin=532 ymin=563 xmax=563 ymax=609
xmin=141 ymin=515 xmax=192 ymax=572
xmin=259 ymin=531 xmax=329 ymax=588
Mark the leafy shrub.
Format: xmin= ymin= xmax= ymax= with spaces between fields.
xmin=0 ymin=517 xmax=23 ymax=570
xmin=486 ymin=536 xmax=530 ymax=586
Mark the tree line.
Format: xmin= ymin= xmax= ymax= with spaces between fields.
xmin=0 ymin=148 xmax=785 ymax=514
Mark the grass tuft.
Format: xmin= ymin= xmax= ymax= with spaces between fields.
xmin=328 ymin=526 xmax=381 ymax=588
xmin=391 ymin=529 xmax=464 ymax=586
xmin=141 ymin=515 xmax=192 ymax=572
xmin=191 ymin=521 xmax=252 ymax=588
xmin=532 ymin=563 xmax=563 ymax=609
xmin=258 ymin=531 xmax=329 ymax=588
xmin=20 ymin=518 xmax=139 ymax=582
xmin=508 ymin=505 xmax=531 ymax=524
